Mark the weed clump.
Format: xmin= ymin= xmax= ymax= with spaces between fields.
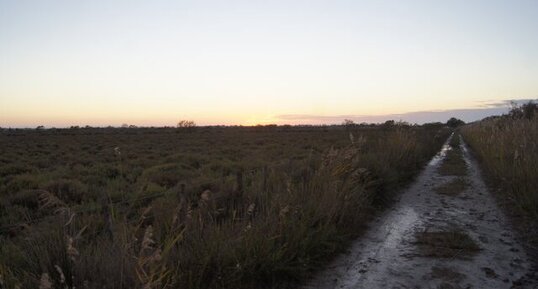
xmin=434 ymin=178 xmax=468 ymax=196
xmin=438 ymin=135 xmax=467 ymax=176
xmin=414 ymin=229 xmax=480 ymax=259
xmin=428 ymin=266 xmax=465 ymax=282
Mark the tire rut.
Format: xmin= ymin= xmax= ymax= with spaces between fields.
xmin=303 ymin=135 xmax=536 ymax=289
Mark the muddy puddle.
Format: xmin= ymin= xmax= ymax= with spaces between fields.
xmin=304 ymin=135 xmax=536 ymax=289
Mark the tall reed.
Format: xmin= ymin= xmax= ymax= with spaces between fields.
xmin=461 ymin=103 xmax=538 ymax=243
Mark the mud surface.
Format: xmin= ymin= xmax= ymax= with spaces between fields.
xmin=304 ymin=135 xmax=537 ymax=289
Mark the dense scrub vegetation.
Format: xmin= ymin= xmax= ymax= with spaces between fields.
xmin=461 ymin=102 xmax=538 ymax=246
xmin=0 ymin=124 xmax=449 ymax=289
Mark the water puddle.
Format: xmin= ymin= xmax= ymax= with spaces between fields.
xmin=428 ymin=133 xmax=453 ymax=167
xmin=381 ymin=207 xmax=419 ymax=249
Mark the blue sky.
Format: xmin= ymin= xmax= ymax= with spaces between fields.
xmin=1 ymin=0 xmax=537 ymax=126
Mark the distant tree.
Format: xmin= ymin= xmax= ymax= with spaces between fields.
xmin=342 ymin=119 xmax=355 ymax=132
xmin=342 ymin=119 xmax=355 ymax=126
xmin=423 ymin=122 xmax=444 ymax=129
xmin=382 ymin=120 xmax=395 ymax=128
xmin=509 ymin=101 xmax=537 ymax=120
xmin=446 ymin=117 xmax=465 ymax=128
xmin=177 ymin=120 xmax=196 ymax=128
xmin=395 ymin=120 xmax=411 ymax=127
xmin=36 ymin=125 xmax=45 ymax=130
xmin=176 ymin=120 xmax=196 ymax=133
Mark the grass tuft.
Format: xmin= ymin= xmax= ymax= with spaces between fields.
xmin=438 ymin=135 xmax=467 ymax=176
xmin=434 ymin=178 xmax=468 ymax=196
xmin=414 ymin=228 xmax=480 ymax=259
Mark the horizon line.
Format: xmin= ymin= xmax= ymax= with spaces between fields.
xmin=2 ymin=98 xmax=535 ymax=129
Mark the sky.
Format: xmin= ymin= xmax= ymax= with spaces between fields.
xmin=1 ymin=0 xmax=537 ymax=127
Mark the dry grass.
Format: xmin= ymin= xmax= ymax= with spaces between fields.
xmin=414 ymin=229 xmax=480 ymax=259
xmin=434 ymin=178 xmax=467 ymax=196
xmin=461 ymin=103 xmax=538 ymax=246
xmin=0 ymin=125 xmax=450 ymax=289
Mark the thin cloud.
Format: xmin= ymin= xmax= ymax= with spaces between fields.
xmin=275 ymin=98 xmax=537 ymax=125
xmin=475 ymin=98 xmax=537 ymax=108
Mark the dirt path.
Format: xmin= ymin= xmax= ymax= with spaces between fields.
xmin=304 ymin=135 xmax=536 ymax=289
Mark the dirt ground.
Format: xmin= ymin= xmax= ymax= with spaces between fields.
xmin=303 ymin=135 xmax=537 ymax=289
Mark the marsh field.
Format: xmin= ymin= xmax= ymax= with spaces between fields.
xmin=2 ymin=107 xmax=538 ymax=289
xmin=0 ymin=124 xmax=451 ymax=289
